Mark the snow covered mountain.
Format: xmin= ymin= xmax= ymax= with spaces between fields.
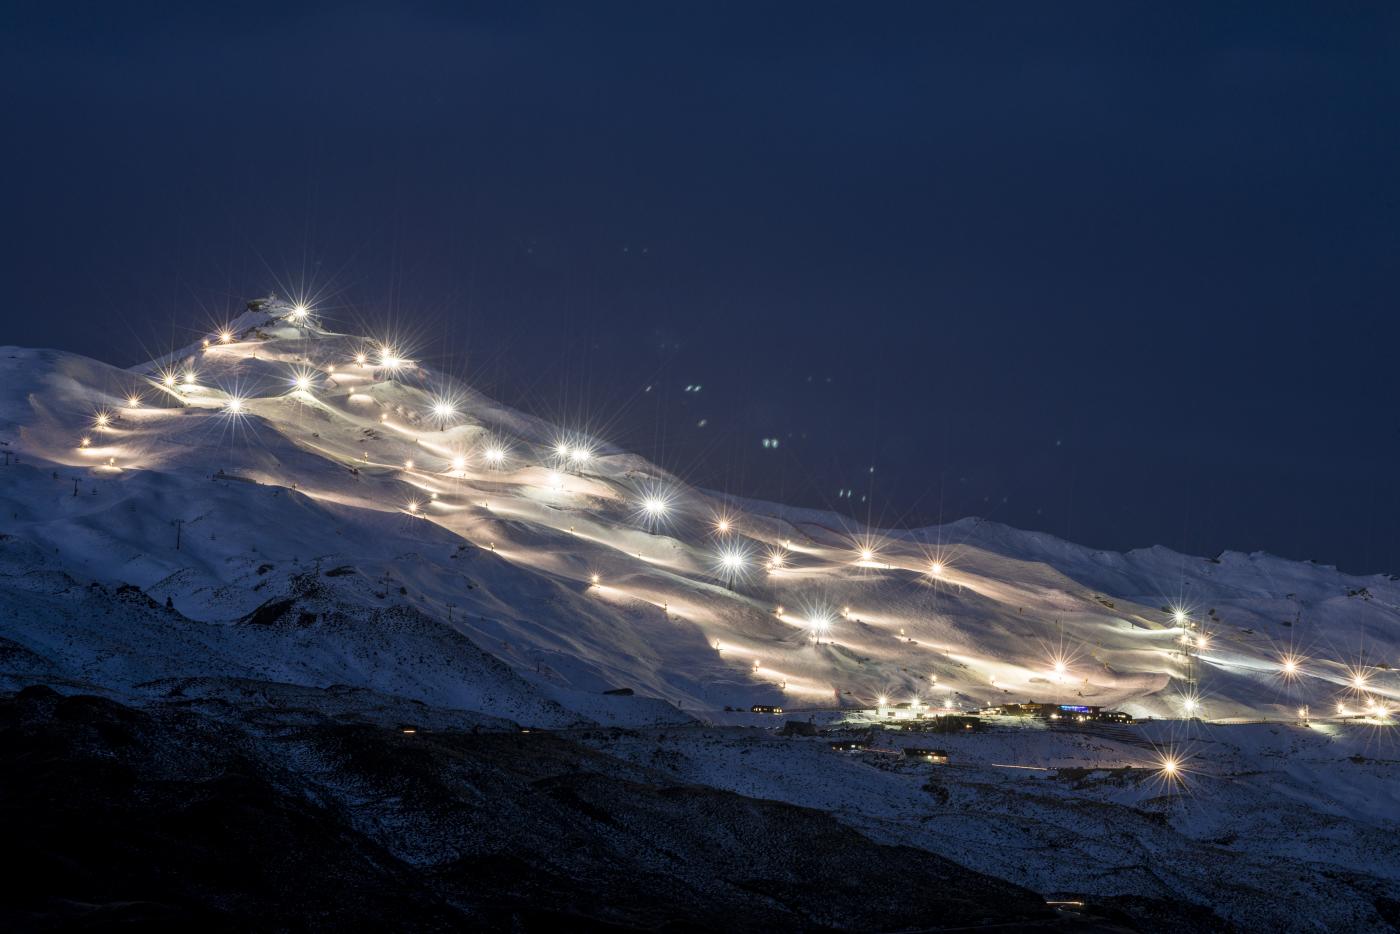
xmin=4 ymin=298 xmax=1400 ymax=930
xmin=0 ymin=298 xmax=1394 ymax=724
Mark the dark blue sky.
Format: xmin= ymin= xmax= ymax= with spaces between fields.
xmin=4 ymin=2 xmax=1397 ymax=573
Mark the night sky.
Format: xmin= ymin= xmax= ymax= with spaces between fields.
xmin=4 ymin=3 xmax=1397 ymax=573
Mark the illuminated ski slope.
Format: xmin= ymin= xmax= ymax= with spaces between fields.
xmin=1 ymin=299 xmax=1396 ymax=720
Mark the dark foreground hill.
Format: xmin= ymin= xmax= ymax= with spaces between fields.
xmin=0 ymin=684 xmax=1068 ymax=932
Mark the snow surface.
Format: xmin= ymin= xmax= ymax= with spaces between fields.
xmin=0 ymin=301 xmax=1394 ymax=722
xmin=579 ymin=717 xmax=1400 ymax=930
xmin=2 ymin=299 xmax=1399 ymax=928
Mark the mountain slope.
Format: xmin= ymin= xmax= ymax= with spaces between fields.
xmin=2 ymin=300 xmax=1399 ymax=931
xmin=0 ymin=685 xmax=1055 ymax=932
xmin=0 ymin=300 xmax=1395 ymax=722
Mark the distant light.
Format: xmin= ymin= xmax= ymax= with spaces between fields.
xmin=860 ymin=548 xmax=875 ymax=562
xmin=568 ymin=446 xmax=592 ymax=464
xmin=294 ymin=375 xmax=313 ymax=391
xmin=432 ymin=400 xmax=456 ymax=419
xmin=355 ymin=352 xmax=368 ymax=366
xmin=1195 ymin=633 xmax=1211 ymax=651
xmin=403 ymin=459 xmax=415 ymax=470
xmin=716 ymin=518 xmax=731 ymax=533
xmin=1281 ymin=655 xmax=1299 ymax=677
xmin=717 ymin=546 xmax=749 ymax=577
xmin=379 ymin=347 xmax=402 ymax=369
xmin=162 ymin=373 xmax=177 ymax=387
xmin=93 ymin=412 xmax=110 ymax=428
xmin=125 ymin=394 xmax=141 ymax=408
xmin=1181 ymin=697 xmax=1198 ymax=714
xmin=554 ymin=442 xmax=570 ymax=459
xmin=1053 ymin=660 xmax=1067 ymax=678
xmin=1158 ymin=754 xmax=1181 ymax=781
xmin=1172 ymin=608 xmax=1188 ymax=624
xmin=643 ymin=496 xmax=669 ymax=518
xmin=806 ymin=610 xmax=833 ymax=641
xmin=485 ymin=447 xmax=505 ymax=466
xmin=219 ymin=329 xmax=233 ymax=344
xmin=451 ymin=455 xmax=467 ymax=473
xmin=291 ymin=304 xmax=309 ymax=320
xmin=1351 ymin=672 xmax=1369 ymax=691
xmin=929 ymin=561 xmax=944 ymax=576
xmin=79 ymin=437 xmax=91 ymax=448
xmin=406 ymin=500 xmax=420 ymax=514
xmin=225 ymin=397 xmax=244 ymax=414
xmin=589 ymin=573 xmax=600 ymax=585
xmin=877 ymin=695 xmax=888 ymax=707
xmin=182 ymin=370 xmax=197 ymax=385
